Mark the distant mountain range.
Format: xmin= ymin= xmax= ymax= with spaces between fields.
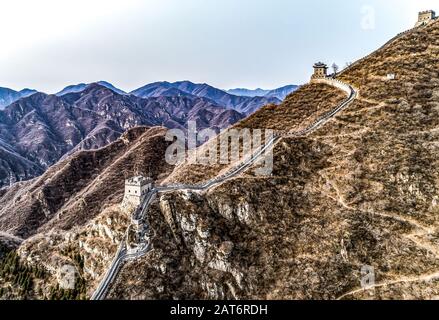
xmin=56 ymin=80 xmax=297 ymax=115
xmin=130 ymin=81 xmax=285 ymax=115
xmin=227 ymin=88 xmax=270 ymax=97
xmin=56 ymin=81 xmax=298 ymax=115
xmin=227 ymin=85 xmax=298 ymax=100
xmin=0 ymin=87 xmax=37 ymax=110
xmin=0 ymin=83 xmax=243 ymax=187
xmin=2 ymin=81 xmax=298 ymax=113
xmin=0 ymin=80 xmax=298 ymax=187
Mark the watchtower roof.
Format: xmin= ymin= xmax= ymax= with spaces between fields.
xmin=125 ymin=175 xmax=152 ymax=186
xmin=314 ymin=62 xmax=328 ymax=68
xmin=419 ymin=10 xmax=435 ymax=15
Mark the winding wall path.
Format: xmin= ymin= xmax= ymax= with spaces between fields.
xmin=91 ymin=78 xmax=357 ymax=300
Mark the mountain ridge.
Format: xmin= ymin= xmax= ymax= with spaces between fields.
xmin=130 ymin=80 xmax=283 ymax=115
xmin=0 ymin=87 xmax=38 ymax=110
xmin=3 ymin=15 xmax=437 ymax=301
xmin=0 ymin=83 xmax=244 ymax=188
xmin=227 ymin=84 xmax=298 ymax=100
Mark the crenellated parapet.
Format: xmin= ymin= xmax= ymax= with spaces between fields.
xmin=120 ymin=175 xmax=153 ymax=211
xmin=311 ymin=62 xmax=329 ymax=80
xmin=416 ymin=10 xmax=436 ymax=27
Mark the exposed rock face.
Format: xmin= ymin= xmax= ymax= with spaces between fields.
xmin=18 ymin=204 xmax=130 ymax=297
xmin=264 ymin=85 xmax=300 ymax=100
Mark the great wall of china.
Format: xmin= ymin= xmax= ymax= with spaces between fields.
xmin=91 ymin=10 xmax=437 ymax=300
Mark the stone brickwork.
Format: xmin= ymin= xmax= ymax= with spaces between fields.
xmin=415 ymin=10 xmax=436 ymax=27
xmin=121 ymin=176 xmax=153 ymax=211
xmin=311 ymin=62 xmax=328 ymax=80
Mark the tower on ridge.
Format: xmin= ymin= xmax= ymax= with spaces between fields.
xmin=415 ymin=10 xmax=436 ymax=27
xmin=122 ymin=175 xmax=153 ymax=208
xmin=311 ymin=62 xmax=328 ymax=81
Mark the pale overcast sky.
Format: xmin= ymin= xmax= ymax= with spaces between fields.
xmin=0 ymin=0 xmax=436 ymax=93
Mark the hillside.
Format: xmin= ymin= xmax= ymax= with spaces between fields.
xmin=106 ymin=20 xmax=439 ymax=299
xmin=0 ymin=126 xmax=174 ymax=238
xmin=0 ymin=126 xmax=175 ymax=299
xmin=162 ymin=82 xmax=346 ymax=185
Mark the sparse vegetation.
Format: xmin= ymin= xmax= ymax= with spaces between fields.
xmin=0 ymin=244 xmax=88 ymax=300
xmin=0 ymin=246 xmax=47 ymax=299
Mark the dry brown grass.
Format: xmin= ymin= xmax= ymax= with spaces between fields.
xmin=237 ymin=83 xmax=346 ymax=133
xmin=163 ymin=83 xmax=345 ymax=185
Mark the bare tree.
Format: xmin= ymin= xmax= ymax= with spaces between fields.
xmin=332 ymin=63 xmax=339 ymax=75
xmin=344 ymin=62 xmax=353 ymax=70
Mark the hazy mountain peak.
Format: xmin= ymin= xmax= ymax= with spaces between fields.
xmin=96 ymin=81 xmax=126 ymax=95
xmin=55 ymin=83 xmax=88 ymax=96
xmin=0 ymin=87 xmax=38 ymax=110
xmin=56 ymin=81 xmax=125 ymax=96
xmin=227 ymin=84 xmax=299 ymax=100
xmin=226 ymin=88 xmax=270 ymax=97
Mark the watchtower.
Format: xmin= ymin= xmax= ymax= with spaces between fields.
xmin=311 ymin=62 xmax=328 ymax=80
xmin=123 ymin=176 xmax=153 ymax=207
xmin=415 ymin=10 xmax=436 ymax=27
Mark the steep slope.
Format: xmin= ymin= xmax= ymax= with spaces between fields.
xmin=0 ymin=138 xmax=43 ymax=187
xmin=2 ymin=14 xmax=437 ymax=302
xmin=163 ymin=82 xmax=346 ymax=185
xmin=0 ymin=126 xmax=173 ymax=238
xmin=0 ymin=80 xmax=346 ymax=299
xmin=107 ymin=21 xmax=439 ymax=299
